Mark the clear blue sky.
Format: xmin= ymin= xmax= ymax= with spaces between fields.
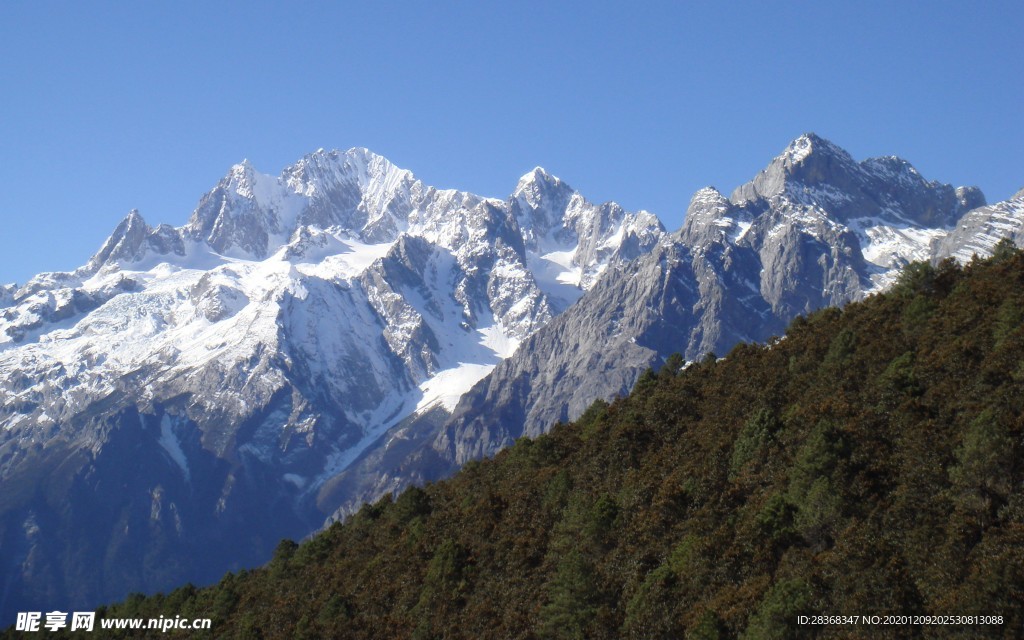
xmin=1 ymin=1 xmax=1021 ymax=284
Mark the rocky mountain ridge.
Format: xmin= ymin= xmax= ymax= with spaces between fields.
xmin=322 ymin=134 xmax=1023 ymax=521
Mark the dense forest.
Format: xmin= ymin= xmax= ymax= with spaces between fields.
xmin=11 ymin=244 xmax=1024 ymax=638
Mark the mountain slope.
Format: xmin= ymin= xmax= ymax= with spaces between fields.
xmin=59 ymin=247 xmax=1024 ymax=639
xmin=937 ymin=187 xmax=1024 ymax=262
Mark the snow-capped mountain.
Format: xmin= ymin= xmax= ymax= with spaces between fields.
xmin=0 ymin=149 xmax=663 ymax=620
xmin=1 ymin=136 xmax=1020 ymax=622
xmin=320 ymin=134 xmax=1024 ymax=523
xmin=511 ymin=167 xmax=664 ymax=311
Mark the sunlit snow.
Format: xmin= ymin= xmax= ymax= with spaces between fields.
xmin=158 ymin=414 xmax=190 ymax=481
xmin=0 ymin=147 xmax=665 ymax=497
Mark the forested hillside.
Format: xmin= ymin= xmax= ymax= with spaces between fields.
xmin=20 ymin=244 xmax=1024 ymax=638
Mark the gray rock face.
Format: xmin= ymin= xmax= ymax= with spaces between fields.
xmin=936 ymin=189 xmax=1024 ymax=262
xmin=184 ymin=161 xmax=278 ymax=257
xmin=440 ymin=242 xmax=704 ymax=458
xmin=730 ymin=134 xmax=980 ymax=228
xmin=87 ymin=211 xmax=187 ymax=271
xmin=88 ymin=209 xmax=152 ymax=266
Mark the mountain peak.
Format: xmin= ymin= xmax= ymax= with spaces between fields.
xmin=124 ymin=208 xmax=146 ymax=225
xmin=288 ymin=147 xmax=415 ymax=200
xmin=515 ymin=166 xmax=563 ymax=191
xmin=230 ymin=157 xmax=256 ymax=176
xmin=221 ymin=159 xmax=267 ymax=201
xmin=87 ymin=209 xmax=154 ymax=270
xmin=691 ymin=186 xmax=726 ymax=202
xmin=779 ymin=132 xmax=855 ymax=168
xmin=678 ymin=186 xmax=746 ymax=246
xmin=512 ymin=166 xmax=573 ymax=208
xmin=730 ymin=134 xmax=857 ymax=205
xmin=955 ymin=185 xmax=987 ymax=212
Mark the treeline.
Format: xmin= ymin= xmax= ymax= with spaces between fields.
xmin=16 ymin=243 xmax=1024 ymax=638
